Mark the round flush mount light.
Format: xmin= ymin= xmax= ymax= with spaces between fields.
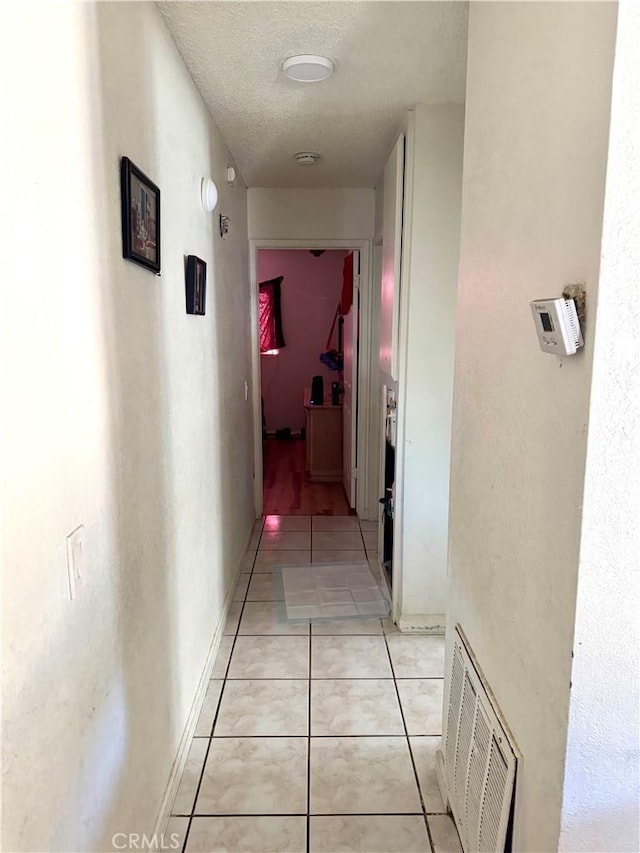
xmin=283 ymin=54 xmax=334 ymax=83
xmin=294 ymin=151 xmax=321 ymax=166
xmin=201 ymin=178 xmax=218 ymax=213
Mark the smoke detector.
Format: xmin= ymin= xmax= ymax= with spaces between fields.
xmin=283 ymin=55 xmax=334 ymax=82
xmin=294 ymin=151 xmax=321 ymax=166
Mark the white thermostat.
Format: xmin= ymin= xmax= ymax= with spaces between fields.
xmin=530 ymin=297 xmax=584 ymax=356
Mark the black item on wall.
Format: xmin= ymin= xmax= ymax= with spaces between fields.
xmin=380 ymin=438 xmax=396 ymax=585
xmin=310 ymin=375 xmax=324 ymax=405
xmin=185 ymin=255 xmax=206 ymax=315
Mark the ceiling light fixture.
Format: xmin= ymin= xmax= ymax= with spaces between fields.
xmin=200 ymin=178 xmax=218 ymax=213
xmin=294 ymin=151 xmax=321 ymax=166
xmin=283 ymin=54 xmax=334 ymax=83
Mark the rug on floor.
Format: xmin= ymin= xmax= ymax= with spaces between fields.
xmin=276 ymin=561 xmax=390 ymax=622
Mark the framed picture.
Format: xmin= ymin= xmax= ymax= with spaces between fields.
xmin=185 ymin=255 xmax=207 ymax=315
xmin=120 ymin=156 xmax=161 ymax=274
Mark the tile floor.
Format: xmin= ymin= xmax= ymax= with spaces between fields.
xmin=168 ymin=516 xmax=463 ymax=853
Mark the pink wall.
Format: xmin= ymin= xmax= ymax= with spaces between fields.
xmin=259 ymin=249 xmax=347 ymax=432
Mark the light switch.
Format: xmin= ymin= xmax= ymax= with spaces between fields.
xmin=66 ymin=525 xmax=86 ymax=600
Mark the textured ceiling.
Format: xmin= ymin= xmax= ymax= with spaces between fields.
xmin=157 ymin=1 xmax=468 ymax=188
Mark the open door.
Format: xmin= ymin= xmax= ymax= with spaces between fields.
xmin=342 ymin=250 xmax=360 ymax=508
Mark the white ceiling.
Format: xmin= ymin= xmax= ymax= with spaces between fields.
xmin=157 ymin=1 xmax=468 ymax=188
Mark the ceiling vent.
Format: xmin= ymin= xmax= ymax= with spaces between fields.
xmin=294 ymin=151 xmax=321 ymax=166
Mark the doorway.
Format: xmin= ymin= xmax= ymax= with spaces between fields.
xmin=249 ymin=239 xmax=376 ymax=520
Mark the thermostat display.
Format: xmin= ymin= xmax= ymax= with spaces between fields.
xmin=530 ymin=297 xmax=583 ymax=356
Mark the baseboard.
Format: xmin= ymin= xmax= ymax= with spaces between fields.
xmin=397 ymin=614 xmax=446 ymax=634
xmin=151 ymin=535 xmax=250 ymax=843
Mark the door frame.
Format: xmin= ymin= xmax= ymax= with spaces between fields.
xmin=249 ymin=238 xmax=374 ymax=519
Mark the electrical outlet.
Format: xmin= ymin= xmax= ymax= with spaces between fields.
xmin=66 ymin=525 xmax=86 ymax=600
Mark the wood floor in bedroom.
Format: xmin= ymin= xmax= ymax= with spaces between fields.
xmin=262 ymin=438 xmax=353 ymax=516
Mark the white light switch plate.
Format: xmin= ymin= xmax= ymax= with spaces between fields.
xmin=66 ymin=525 xmax=86 ymax=600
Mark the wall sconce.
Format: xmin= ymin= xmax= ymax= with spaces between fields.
xmin=201 ymin=178 xmax=218 ymax=213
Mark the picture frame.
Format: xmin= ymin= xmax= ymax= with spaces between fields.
xmin=120 ymin=156 xmax=161 ymax=274
xmin=185 ymin=255 xmax=207 ymax=315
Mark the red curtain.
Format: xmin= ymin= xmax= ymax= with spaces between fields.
xmin=341 ymin=252 xmax=354 ymax=315
xmin=259 ymin=276 xmax=286 ymax=352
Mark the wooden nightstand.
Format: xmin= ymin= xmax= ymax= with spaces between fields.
xmin=303 ymin=389 xmax=343 ymax=482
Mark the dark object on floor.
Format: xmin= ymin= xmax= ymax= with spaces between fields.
xmin=275 ymin=427 xmax=293 ymax=440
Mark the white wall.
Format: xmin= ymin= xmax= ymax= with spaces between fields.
xmin=395 ymin=105 xmax=464 ymax=629
xmin=560 ymin=3 xmax=640 ymax=849
xmin=247 ymin=188 xmax=375 ymax=241
xmin=0 ymin=2 xmax=254 ymax=850
xmin=446 ymin=3 xmax=617 ymax=851
xmin=259 ymin=249 xmax=346 ymax=432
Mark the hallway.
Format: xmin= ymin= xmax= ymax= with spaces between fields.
xmin=166 ymin=515 xmax=460 ymax=852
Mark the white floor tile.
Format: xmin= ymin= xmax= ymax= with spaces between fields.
xmin=312 ymin=531 xmax=365 ymax=550
xmin=311 ymin=679 xmax=404 ymax=735
xmin=223 ymin=602 xmax=243 ymax=635
xmin=311 ymin=617 xmax=383 ymax=635
xmin=410 ymin=736 xmax=447 ymax=813
xmin=310 ymin=815 xmax=430 ymax=852
xmin=311 ymin=549 xmax=366 ymax=564
xmin=248 ymin=530 xmax=262 ymax=550
xmin=358 ymin=519 xmax=379 ymax=532
xmin=264 ymin=515 xmax=311 ymax=531
xmin=242 ymin=551 xmax=258 ymax=572
xmin=228 ymin=636 xmax=309 ymax=679
xmin=312 ymin=516 xmax=360 ymax=531
xmin=260 ymin=531 xmax=311 ymax=550
xmin=211 ymin=636 xmax=234 ymax=678
xmin=239 ymin=601 xmax=309 ymax=635
xmin=386 ymin=634 xmax=445 ymax=678
xmin=396 ymin=679 xmax=444 ymax=735
xmin=194 ymin=680 xmax=224 ymax=736
xmin=310 ymin=737 xmax=422 ymax=814
xmin=165 ymin=817 xmax=189 ymax=851
xmin=215 ymin=680 xmax=308 ymax=736
xmin=233 ymin=573 xmax=251 ymax=601
xmin=186 ymin=816 xmax=306 ymax=852
xmin=247 ymin=574 xmax=284 ymax=601
xmin=362 ymin=531 xmax=379 ymax=550
xmin=172 ymin=738 xmax=208 ymax=815
xmin=254 ymin=550 xmax=311 ymax=572
xmin=428 ymin=815 xmax=463 ymax=853
xmin=195 ymin=737 xmax=307 ymax=815
xmin=312 ymin=636 xmax=393 ymax=679
xmin=382 ymin=617 xmax=399 ymax=634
